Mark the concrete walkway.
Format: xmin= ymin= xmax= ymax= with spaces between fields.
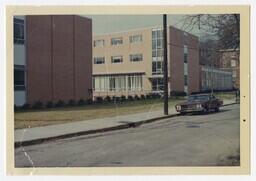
xmin=15 ymin=99 xmax=236 ymax=146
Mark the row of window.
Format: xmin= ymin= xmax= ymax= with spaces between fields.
xmin=93 ymin=54 xmax=143 ymax=64
xmin=93 ymin=75 xmax=143 ymax=91
xmin=94 ymin=34 xmax=142 ymax=47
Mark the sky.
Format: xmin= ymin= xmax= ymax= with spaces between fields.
xmin=83 ymin=14 xmax=203 ymax=37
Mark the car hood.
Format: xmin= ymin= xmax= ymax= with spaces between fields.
xmin=176 ymin=100 xmax=207 ymax=106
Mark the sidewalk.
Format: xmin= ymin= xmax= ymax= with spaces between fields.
xmin=15 ymin=99 xmax=236 ymax=147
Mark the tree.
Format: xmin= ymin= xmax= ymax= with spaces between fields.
xmin=181 ymin=14 xmax=240 ymax=50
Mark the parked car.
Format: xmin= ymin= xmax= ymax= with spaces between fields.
xmin=175 ymin=94 xmax=223 ymax=114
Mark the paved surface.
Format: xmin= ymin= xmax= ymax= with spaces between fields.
xmin=15 ymin=104 xmax=240 ymax=167
xmin=15 ymin=99 xmax=235 ymax=143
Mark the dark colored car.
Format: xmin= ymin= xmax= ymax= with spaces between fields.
xmin=175 ymin=94 xmax=223 ymax=114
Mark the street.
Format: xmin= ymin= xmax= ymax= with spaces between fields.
xmin=15 ymin=104 xmax=240 ymax=167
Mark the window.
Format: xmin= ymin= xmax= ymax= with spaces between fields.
xmin=128 ymin=75 xmax=143 ymax=91
xmin=231 ymin=60 xmax=236 ymax=67
xmin=232 ymin=70 xmax=237 ymax=78
xmin=129 ymin=35 xmax=142 ymax=43
xmin=152 ymin=61 xmax=163 ymax=75
xmin=93 ymin=57 xmax=105 ymax=64
xmin=130 ymin=54 xmax=143 ymax=62
xmin=111 ymin=56 xmax=123 ymax=63
xmin=183 ymin=32 xmax=188 ymax=45
xmin=111 ymin=37 xmax=123 ymax=45
xmin=152 ymin=78 xmax=163 ymax=91
xmin=14 ymin=65 xmax=25 ymax=90
xmin=152 ymin=29 xmax=163 ymax=60
xmin=184 ymin=75 xmax=188 ymax=86
xmin=184 ymin=45 xmax=188 ymax=54
xmin=14 ymin=18 xmax=24 ymax=44
xmin=94 ymin=39 xmax=104 ymax=47
xmin=184 ymin=53 xmax=188 ymax=63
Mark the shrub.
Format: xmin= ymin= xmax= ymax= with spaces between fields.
xmin=14 ymin=105 xmax=19 ymax=111
xmin=128 ymin=95 xmax=133 ymax=101
xmin=134 ymin=94 xmax=140 ymax=100
xmin=170 ymin=91 xmax=187 ymax=97
xmin=95 ymin=97 xmax=103 ymax=103
xmin=146 ymin=94 xmax=152 ymax=99
xmin=87 ymin=98 xmax=93 ymax=104
xmin=46 ymin=101 xmax=54 ymax=108
xmin=121 ymin=95 xmax=126 ymax=101
xmin=104 ymin=96 xmax=111 ymax=102
xmin=55 ymin=100 xmax=65 ymax=107
xmin=32 ymin=101 xmax=43 ymax=109
xmin=150 ymin=93 xmax=161 ymax=99
xmin=67 ymin=99 xmax=76 ymax=106
xmin=141 ymin=94 xmax=145 ymax=99
xmin=112 ymin=96 xmax=120 ymax=102
xmin=21 ymin=103 xmax=30 ymax=109
xmin=78 ymin=99 xmax=86 ymax=105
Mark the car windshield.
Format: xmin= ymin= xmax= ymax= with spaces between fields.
xmin=188 ymin=95 xmax=210 ymax=101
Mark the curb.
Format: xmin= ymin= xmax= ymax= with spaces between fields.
xmin=15 ymin=113 xmax=178 ymax=148
xmin=15 ymin=102 xmax=238 ymax=148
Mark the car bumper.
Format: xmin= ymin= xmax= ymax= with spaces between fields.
xmin=176 ymin=107 xmax=204 ymax=113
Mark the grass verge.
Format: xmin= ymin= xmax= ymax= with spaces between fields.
xmin=15 ymin=98 xmax=184 ymax=129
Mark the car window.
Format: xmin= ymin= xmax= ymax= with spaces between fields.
xmin=188 ymin=95 xmax=209 ymax=101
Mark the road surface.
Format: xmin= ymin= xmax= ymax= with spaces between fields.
xmin=15 ymin=104 xmax=240 ymax=167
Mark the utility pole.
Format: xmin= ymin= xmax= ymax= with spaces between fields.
xmin=163 ymin=14 xmax=168 ymax=115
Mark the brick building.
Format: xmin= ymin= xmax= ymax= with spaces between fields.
xmin=92 ymin=26 xmax=200 ymax=98
xmin=14 ymin=15 xmax=92 ymax=106
xmin=218 ymin=49 xmax=240 ymax=89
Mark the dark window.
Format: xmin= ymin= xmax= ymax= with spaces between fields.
xmin=184 ymin=75 xmax=188 ymax=86
xmin=184 ymin=54 xmax=188 ymax=63
xmin=109 ymin=77 xmax=115 ymax=90
xmin=14 ymin=65 xmax=25 ymax=90
xmin=14 ymin=18 xmax=25 ymax=44
xmin=94 ymin=57 xmax=105 ymax=64
xmin=111 ymin=38 xmax=123 ymax=45
xmin=111 ymin=56 xmax=123 ymax=63
xmin=130 ymin=54 xmax=143 ymax=62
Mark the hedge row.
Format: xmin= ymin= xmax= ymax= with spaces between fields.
xmin=14 ymin=91 xmax=187 ymax=111
xmin=14 ymin=98 xmax=93 ymax=111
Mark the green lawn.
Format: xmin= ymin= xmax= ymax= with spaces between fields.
xmin=15 ymin=98 xmax=185 ymax=129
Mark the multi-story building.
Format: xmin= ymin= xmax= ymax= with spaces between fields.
xmin=92 ymin=26 xmax=200 ymax=99
xmin=218 ymin=49 xmax=240 ymax=89
xmin=14 ymin=15 xmax=93 ymax=106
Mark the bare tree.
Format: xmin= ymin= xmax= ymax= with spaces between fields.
xmin=182 ymin=14 xmax=240 ymax=50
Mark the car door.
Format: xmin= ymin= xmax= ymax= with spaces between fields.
xmin=209 ymin=95 xmax=217 ymax=109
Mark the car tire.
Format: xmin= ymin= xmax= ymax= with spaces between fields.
xmin=215 ymin=107 xmax=220 ymax=112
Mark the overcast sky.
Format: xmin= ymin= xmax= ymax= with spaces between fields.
xmin=83 ymin=15 xmax=202 ymax=37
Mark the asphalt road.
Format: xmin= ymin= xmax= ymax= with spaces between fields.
xmin=15 ymin=104 xmax=240 ymax=167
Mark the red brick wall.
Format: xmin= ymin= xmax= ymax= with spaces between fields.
xmin=74 ymin=16 xmax=92 ymax=100
xmin=26 ymin=15 xmax=92 ymax=104
xmin=52 ymin=15 xmax=74 ymax=101
xmin=26 ymin=16 xmax=53 ymax=104
xmin=169 ymin=26 xmax=200 ymax=94
xmin=187 ymin=34 xmax=200 ymax=93
xmin=169 ymin=26 xmax=184 ymax=92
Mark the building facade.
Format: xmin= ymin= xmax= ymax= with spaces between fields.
xmin=218 ymin=49 xmax=240 ymax=89
xmin=92 ymin=26 xmax=200 ymax=99
xmin=14 ymin=15 xmax=92 ymax=106
xmin=200 ymin=66 xmax=233 ymax=91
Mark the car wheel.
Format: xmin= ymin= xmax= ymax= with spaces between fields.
xmin=180 ymin=112 xmax=185 ymax=115
xmin=215 ymin=107 xmax=220 ymax=112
